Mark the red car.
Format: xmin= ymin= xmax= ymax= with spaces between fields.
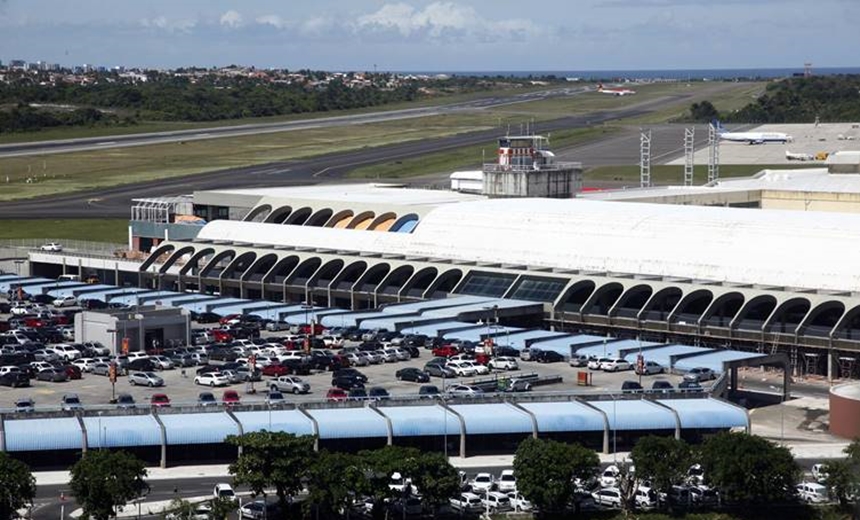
xmin=326 ymin=387 xmax=348 ymax=402
xmin=222 ymin=390 xmax=241 ymax=406
xmin=211 ymin=329 xmax=234 ymax=343
xmin=432 ymin=345 xmax=459 ymax=358
xmin=219 ymin=314 xmax=242 ymax=325
xmin=64 ymin=365 xmax=82 ymax=380
xmin=150 ymin=393 xmax=171 ymax=408
xmin=262 ymin=364 xmax=290 ymax=377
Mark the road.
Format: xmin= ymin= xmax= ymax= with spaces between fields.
xmin=0 ymin=87 xmax=588 ymax=159
xmin=0 ymin=89 xmax=714 ymax=220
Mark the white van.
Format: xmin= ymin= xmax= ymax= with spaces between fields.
xmin=796 ymin=482 xmax=829 ymax=503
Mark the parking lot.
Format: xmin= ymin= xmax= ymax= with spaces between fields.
xmin=1 ymin=293 xmax=695 ymax=412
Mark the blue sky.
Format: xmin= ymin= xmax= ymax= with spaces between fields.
xmin=0 ymin=0 xmax=856 ymax=71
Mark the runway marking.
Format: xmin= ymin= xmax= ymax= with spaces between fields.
xmin=96 ymin=141 xmax=116 ymax=146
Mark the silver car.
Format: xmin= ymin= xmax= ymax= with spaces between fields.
xmin=129 ymin=371 xmax=164 ymax=387
xmin=150 ymin=355 xmax=175 ymax=370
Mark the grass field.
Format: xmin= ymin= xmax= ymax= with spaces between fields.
xmin=616 ymin=82 xmax=766 ymax=125
xmin=0 ymin=219 xmax=128 ymax=243
xmin=348 ymin=126 xmax=621 ymax=179
xmin=584 ymin=163 xmax=793 ymax=185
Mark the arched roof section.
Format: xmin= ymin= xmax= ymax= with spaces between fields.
xmin=799 ymin=301 xmax=846 ymax=337
xmin=199 ymin=250 xmax=236 ymax=278
xmin=265 ymin=255 xmax=301 ymax=284
xmin=401 ymin=267 xmax=439 ymax=298
xmin=731 ymin=294 xmax=777 ymax=330
xmin=764 ymin=297 xmax=812 ymax=334
xmin=309 ymin=259 xmax=345 ymax=288
xmin=424 ymin=269 xmax=464 ymax=299
xmin=347 ymin=211 xmax=376 ymax=230
xmin=832 ymin=304 xmax=860 ymax=340
xmin=353 ymin=263 xmax=391 ymax=293
xmin=639 ymin=286 xmax=683 ymax=321
xmin=557 ymin=280 xmax=596 ymax=312
xmin=305 ymin=208 xmax=334 ymax=227
xmin=141 ymin=244 xmax=176 ymax=272
xmin=609 ymin=284 xmax=653 ymax=318
xmin=368 ymin=212 xmax=397 ymax=232
xmin=242 ymin=253 xmax=279 ymax=282
xmin=378 ymin=265 xmax=415 ymax=295
xmin=220 ymin=251 xmax=257 ymax=280
xmin=331 ymin=261 xmax=369 ymax=291
xmin=244 ymin=204 xmax=272 ymax=223
xmin=581 ymin=282 xmax=624 ymax=316
xmin=390 ymin=213 xmax=420 ymax=233
xmin=700 ymin=292 xmax=745 ymax=327
xmin=284 ymin=207 xmax=313 ymax=226
xmin=669 ymin=289 xmax=714 ymax=324
xmin=286 ymin=257 xmax=323 ymax=286
xmin=326 ymin=209 xmax=354 ymax=229
xmin=179 ymin=247 xmax=215 ymax=276
xmin=264 ymin=205 xmax=292 ymax=224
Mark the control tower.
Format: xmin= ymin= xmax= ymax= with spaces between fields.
xmin=482 ymin=135 xmax=583 ymax=198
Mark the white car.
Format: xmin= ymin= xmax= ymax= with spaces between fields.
xmin=470 ymin=473 xmax=495 ymax=493
xmin=497 ymin=469 xmax=517 ymax=492
xmin=601 ymin=358 xmax=632 ymax=372
xmin=488 ymin=356 xmax=519 ymax=371
xmin=588 ymin=357 xmax=611 ymax=370
xmin=506 ymin=492 xmax=532 ymax=512
xmin=50 ymin=344 xmax=82 ymax=361
xmin=600 ymin=465 xmax=620 ymax=488
xmin=481 ymin=491 xmax=512 ymax=512
xmin=592 ymin=487 xmax=622 ymax=508
xmin=450 ymin=492 xmax=484 ymax=513
xmin=213 ymin=482 xmax=236 ymax=502
xmin=796 ymin=482 xmax=829 ymax=503
xmin=52 ymin=295 xmax=78 ymax=308
xmin=40 ymin=242 xmax=63 ymax=252
xmin=811 ymin=463 xmax=829 ymax=484
xmin=195 ymin=372 xmax=231 ymax=387
xmin=464 ymin=360 xmax=490 ymax=375
xmin=72 ymin=358 xmax=98 ymax=372
xmin=127 ymin=352 xmax=149 ymax=361
xmin=447 ymin=361 xmax=478 ymax=377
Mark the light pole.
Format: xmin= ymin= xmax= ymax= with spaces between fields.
xmin=769 ymin=385 xmax=785 ymax=443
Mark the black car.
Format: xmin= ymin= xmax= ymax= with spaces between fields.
xmin=401 ymin=345 xmax=421 ymax=358
xmin=347 ymin=388 xmax=368 ymax=400
xmin=333 ymin=368 xmax=368 ymax=383
xmin=127 ymin=358 xmax=156 ymax=372
xmin=332 ymin=375 xmax=365 ymax=391
xmin=116 ymin=393 xmax=136 ymax=409
xmin=195 ymin=365 xmax=222 ymax=376
xmin=280 ymin=358 xmax=313 ymax=376
xmin=395 ymin=367 xmax=430 ymax=383
xmin=81 ymin=299 xmax=110 ymax=310
xmin=651 ymin=380 xmax=674 ymax=393
xmin=194 ymin=312 xmax=222 ymax=324
xmin=678 ymin=380 xmax=704 ymax=393
xmin=492 ymin=345 xmax=520 ymax=358
xmin=368 ymin=387 xmax=390 ymax=401
xmin=0 ymin=370 xmax=30 ymax=387
xmin=621 ymin=380 xmax=643 ymax=394
xmin=534 ymin=350 xmax=565 ymax=363
xmin=418 ymin=385 xmax=441 ymax=398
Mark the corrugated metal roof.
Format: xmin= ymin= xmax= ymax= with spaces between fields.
xmin=0 ymin=277 xmax=48 ymax=292
xmin=449 ymin=403 xmax=533 ymax=435
xmin=83 ymin=415 xmax=162 ymax=448
xmin=5 ymin=417 xmax=82 ymax=452
xmin=673 ymin=350 xmax=763 ymax=373
xmin=622 ymin=345 xmax=706 ymax=368
xmin=443 ymin=325 xmax=521 ymax=342
xmin=422 ymin=299 xmax=538 ymax=319
xmin=137 ymin=290 xmax=183 ymax=304
xmin=159 ymin=412 xmax=239 ymax=445
xmin=377 ymin=405 xmax=461 ymax=437
xmin=381 ymin=296 xmax=496 ymax=314
xmin=320 ymin=310 xmax=420 ymax=328
xmin=282 ymin=309 xmax=347 ymax=325
xmin=45 ymin=283 xmax=103 ymax=297
xmin=107 ymin=290 xmax=160 ymax=306
xmin=400 ymin=320 xmax=474 ymax=336
xmin=243 ymin=305 xmax=307 ymax=321
xmin=232 ymin=410 xmax=315 ymax=436
xmin=520 ymin=401 xmax=605 ymax=432
xmin=496 ymin=330 xmax=567 ymax=351
xmin=659 ymin=399 xmax=748 ymax=430
xmin=206 ymin=298 xmax=250 ymax=311
xmin=575 ymin=339 xmax=662 ymax=359
xmin=307 ymin=408 xmax=389 ymax=439
xmin=589 ymin=399 xmax=677 ymax=431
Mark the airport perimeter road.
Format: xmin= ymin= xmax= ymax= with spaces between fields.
xmin=0 ymin=87 xmax=589 ymax=159
xmin=0 ymin=92 xmax=699 ymax=220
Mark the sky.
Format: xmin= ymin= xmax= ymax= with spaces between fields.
xmin=0 ymin=0 xmax=857 ymax=72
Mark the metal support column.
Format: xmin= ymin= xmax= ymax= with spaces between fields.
xmin=708 ymin=123 xmax=720 ymax=183
xmin=684 ymin=127 xmax=695 ymax=186
xmin=640 ymin=129 xmax=652 ymax=188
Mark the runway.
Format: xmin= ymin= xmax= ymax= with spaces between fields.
xmin=0 ymin=84 xmax=738 ymax=219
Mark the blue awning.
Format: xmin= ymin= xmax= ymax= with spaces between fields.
xmin=589 ymin=399 xmax=677 ymax=431
xmin=5 ymin=417 xmax=82 ymax=452
xmin=623 ymin=345 xmax=706 ymax=368
xmin=136 ymin=290 xmax=183 ymax=304
xmin=449 ymin=403 xmax=533 ymax=435
xmin=205 ymin=298 xmax=251 ymax=312
xmin=492 ymin=329 xmax=565 ymax=350
xmin=307 ymin=408 xmax=389 ymax=439
xmin=377 ymin=405 xmax=461 ymax=437
xmin=233 ymin=410 xmax=315 ymax=436
xmin=0 ymin=277 xmax=46 ymax=292
xmin=159 ymin=412 xmax=239 ymax=445
xmin=321 ymin=310 xmax=421 ymax=329
xmin=107 ymin=290 xmax=161 ymax=306
xmin=45 ymin=283 xmax=98 ymax=297
xmin=380 ymin=296 xmax=494 ymax=314
xmin=574 ymin=339 xmax=662 ymax=359
xmin=520 ymin=401 xmax=605 ymax=432
xmin=282 ymin=309 xmax=345 ymax=325
xmin=83 ymin=415 xmax=162 ymax=448
xmin=400 ymin=320 xmax=474 ymax=337
xmin=672 ymin=350 xmax=762 ymax=373
xmin=443 ymin=325 xmax=520 ymax=342
xmin=659 ymin=398 xmax=748 ymax=430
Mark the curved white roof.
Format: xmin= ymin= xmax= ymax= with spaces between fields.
xmin=196 ymin=198 xmax=860 ymax=292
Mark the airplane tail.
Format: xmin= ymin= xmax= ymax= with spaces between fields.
xmin=597 ymin=83 xmax=604 ymax=91
xmin=711 ymin=119 xmax=727 ymax=134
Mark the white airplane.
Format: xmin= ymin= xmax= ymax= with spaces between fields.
xmin=596 ymin=83 xmax=636 ymax=96
xmin=785 ymin=151 xmax=814 ymax=161
xmin=713 ymin=120 xmax=793 ymax=144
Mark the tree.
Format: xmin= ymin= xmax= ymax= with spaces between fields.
xmin=304 ymin=451 xmax=366 ymax=519
xmin=513 ymin=438 xmax=599 ymax=514
xmin=689 ymin=100 xmax=719 ymax=122
xmin=359 ymin=446 xmax=423 ymax=518
xmin=631 ymin=436 xmax=692 ymax=492
xmin=698 ymin=432 xmax=800 ymax=505
xmin=69 ymin=450 xmax=149 ymax=520
xmin=0 ymin=453 xmax=36 ymax=520
xmin=825 ymin=438 xmax=860 ymax=509
xmin=409 ymin=452 xmax=460 ymax=510
xmin=226 ymin=432 xmax=315 ymax=512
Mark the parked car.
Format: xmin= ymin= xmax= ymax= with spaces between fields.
xmin=61 ymin=393 xmax=83 ymax=411
xmin=505 ymin=378 xmax=532 ymax=393
xmin=265 ymin=391 xmax=286 ymax=407
xmin=194 ymin=371 xmax=230 ymax=387
xmin=588 ymin=357 xmax=611 ymax=370
xmin=651 ymin=380 xmax=674 ymax=393
xmin=534 ymin=350 xmax=565 ymax=363
xmin=326 ymin=387 xmax=348 ymax=402
xmin=149 ymin=355 xmax=175 ymax=370
xmin=418 ymin=385 xmax=441 ymax=399
xmin=683 ymin=367 xmax=716 ymax=382
xmin=37 ymin=367 xmax=69 ymax=382
xmin=50 ymin=344 xmax=82 ymax=361
xmin=636 ymin=360 xmax=665 ymax=375
xmin=488 ymin=356 xmax=519 ymax=371
xmin=72 ymin=358 xmax=98 ymax=372
xmin=621 ymin=380 xmax=643 ymax=394
xmin=40 ymin=242 xmax=63 ymax=252
xmin=368 ymin=387 xmax=390 ymax=400
xmin=269 ymin=375 xmax=310 ymax=394
xmin=15 ymin=397 xmax=35 ymax=413
xmin=592 ymin=487 xmax=622 ymax=508
xmin=116 ymin=393 xmax=136 ymax=409
xmin=569 ymin=354 xmax=590 ymax=367
xmin=52 ymin=295 xmax=77 ymax=308
xmin=424 ymin=362 xmax=456 ymax=378
xmin=450 ymin=492 xmax=484 ymax=513
xmin=498 ymin=469 xmax=517 ymax=493
xmin=150 ymin=393 xmax=171 ymax=408
xmin=213 ymin=482 xmax=237 ymax=502
xmin=395 ymin=367 xmax=430 ymax=383
xmin=601 ymin=358 xmax=632 ymax=372
xmin=239 ymin=500 xmax=279 ymax=520
xmin=91 ymin=362 xmax=112 ymax=376
xmin=447 ymin=360 xmax=478 ymax=377
xmin=222 ymin=390 xmax=241 ymax=406
xmin=197 ymin=392 xmax=218 ymax=407
xmin=129 ymin=372 xmax=165 ymax=387
xmin=0 ymin=369 xmax=30 ymax=387
xmin=447 ymin=384 xmax=483 ymax=397
xmin=678 ymin=380 xmax=704 ymax=392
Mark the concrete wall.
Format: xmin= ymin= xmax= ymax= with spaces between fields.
xmin=761 ymin=190 xmax=860 ymax=213
xmin=75 ymin=309 xmax=191 ymax=355
xmin=829 ymin=384 xmax=860 ymax=439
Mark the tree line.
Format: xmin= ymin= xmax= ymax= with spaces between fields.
xmin=687 ymin=75 xmax=860 ymax=124
xmin=4 ymin=430 xmax=858 ymax=519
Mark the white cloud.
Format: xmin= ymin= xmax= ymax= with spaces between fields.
xmin=301 ymin=16 xmax=334 ymax=35
xmin=139 ymin=15 xmax=196 ymax=33
xmin=219 ymin=10 xmax=243 ymax=28
xmin=256 ymin=14 xmax=288 ymax=29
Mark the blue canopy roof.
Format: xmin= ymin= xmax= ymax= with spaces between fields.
xmin=673 ymin=350 xmax=763 ymax=373
xmin=159 ymin=412 xmax=239 ymax=445
xmin=443 ymin=325 xmax=520 ymax=342
xmin=205 ymin=298 xmax=251 ymax=311
xmin=320 ymin=310 xmax=420 ymax=329
xmin=449 ymin=403 xmax=533 ymax=435
xmin=658 ymin=398 xmax=748 ymax=430
xmin=307 ymin=408 xmax=389 ymax=439
xmin=282 ymin=309 xmax=346 ymax=325
xmin=491 ymin=329 xmax=564 ymax=350
xmin=378 ymin=405 xmax=461 ymax=437
xmin=233 ymin=410 xmax=315 ymax=436
xmin=520 ymin=401 xmax=606 ymax=432
xmin=574 ymin=339 xmax=662 ymax=359
xmin=107 ymin=290 xmax=161 ymax=306
xmin=83 ymin=415 xmax=162 ymax=448
xmin=0 ymin=277 xmax=46 ymax=292
xmin=421 ymin=299 xmax=538 ymax=319
xmin=400 ymin=320 xmax=475 ymax=337
xmin=380 ymin=296 xmax=496 ymax=314
xmin=45 ymin=283 xmax=105 ymax=298
xmin=589 ymin=399 xmax=677 ymax=431
xmin=5 ymin=417 xmax=82 ymax=452
xmin=623 ymin=345 xmax=706 ymax=368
